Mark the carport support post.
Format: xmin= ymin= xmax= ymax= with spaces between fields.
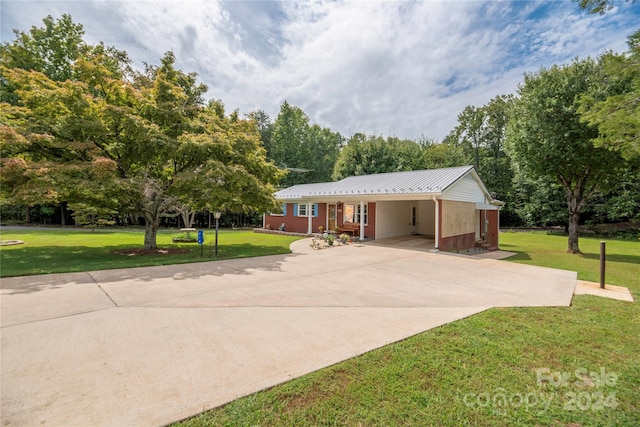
xmin=307 ymin=202 xmax=312 ymax=234
xmin=432 ymin=196 xmax=439 ymax=249
xmin=600 ymin=241 xmax=606 ymax=289
xmin=359 ymin=200 xmax=365 ymax=241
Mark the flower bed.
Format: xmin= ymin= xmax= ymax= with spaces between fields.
xmin=310 ymin=233 xmax=352 ymax=250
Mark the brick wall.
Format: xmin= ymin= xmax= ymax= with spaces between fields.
xmin=264 ymin=203 xmax=327 ymax=234
xmin=485 ymin=209 xmax=499 ymax=249
xmin=265 ymin=202 xmax=376 ymax=238
xmin=439 ymin=232 xmax=476 ymax=251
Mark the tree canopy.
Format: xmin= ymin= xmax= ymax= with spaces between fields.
xmin=265 ymin=101 xmax=343 ymax=186
xmin=506 ymin=57 xmax=627 ymax=253
xmin=0 ymin=15 xmax=281 ymax=248
xmin=578 ymin=30 xmax=640 ymax=161
xmin=574 ymin=0 xmax=638 ymax=14
xmin=443 ymin=95 xmax=514 ymax=203
xmin=332 ymin=134 xmax=432 ymax=180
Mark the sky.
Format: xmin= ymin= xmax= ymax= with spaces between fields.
xmin=1 ymin=1 xmax=638 ymax=141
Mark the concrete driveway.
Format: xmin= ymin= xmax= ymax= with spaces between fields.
xmin=1 ymin=239 xmax=576 ymax=426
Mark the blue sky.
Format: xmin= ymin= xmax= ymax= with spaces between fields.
xmin=2 ymin=1 xmax=638 ymax=141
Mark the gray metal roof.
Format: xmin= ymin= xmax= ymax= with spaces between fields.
xmin=275 ymin=165 xmax=476 ymax=200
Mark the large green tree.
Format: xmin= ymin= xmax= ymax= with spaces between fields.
xmin=0 ymin=14 xmax=86 ymax=83
xmin=444 ymin=95 xmax=514 ymax=204
xmin=578 ymin=30 xmax=640 ymax=160
xmin=509 ymin=169 xmax=568 ymax=228
xmin=0 ymin=15 xmax=281 ymax=249
xmin=332 ymin=134 xmax=428 ymax=180
xmin=506 ymin=57 xmax=627 ymax=253
xmin=418 ymin=137 xmax=467 ymax=170
xmin=583 ymin=162 xmax=640 ymax=224
xmin=269 ymin=101 xmax=342 ymax=186
xmin=247 ymin=109 xmax=274 ymax=155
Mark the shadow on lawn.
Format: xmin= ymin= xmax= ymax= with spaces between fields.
xmin=502 ymin=251 xmax=640 ymax=265
xmin=0 ymin=243 xmax=294 ymax=292
xmin=502 ymin=252 xmax=532 ymax=261
xmin=580 ymin=252 xmax=640 ymax=265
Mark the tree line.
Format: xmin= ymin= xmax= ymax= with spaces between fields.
xmin=1 ymin=3 xmax=638 ymax=252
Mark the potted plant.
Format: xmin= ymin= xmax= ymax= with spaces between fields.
xmin=339 ymin=233 xmax=351 ymax=244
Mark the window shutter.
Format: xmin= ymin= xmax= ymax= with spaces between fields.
xmin=283 ymin=204 xmax=287 ymax=216
xmin=293 ymin=203 xmax=298 ymax=216
xmin=313 ymin=203 xmax=318 ymax=217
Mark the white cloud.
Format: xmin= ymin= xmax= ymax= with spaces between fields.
xmin=1 ymin=0 xmax=638 ymax=140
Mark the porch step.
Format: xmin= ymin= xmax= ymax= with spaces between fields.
xmin=475 ymin=241 xmax=498 ymax=251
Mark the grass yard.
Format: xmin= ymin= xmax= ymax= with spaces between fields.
xmin=499 ymin=231 xmax=639 ymax=289
xmin=0 ymin=227 xmax=301 ymax=277
xmin=175 ymin=232 xmax=640 ymax=427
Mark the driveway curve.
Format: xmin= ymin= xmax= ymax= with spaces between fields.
xmin=1 ymin=238 xmax=576 ymax=426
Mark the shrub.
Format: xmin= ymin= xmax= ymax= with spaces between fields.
xmin=172 ymin=232 xmax=198 ymax=243
xmin=326 ymin=234 xmax=335 ymax=246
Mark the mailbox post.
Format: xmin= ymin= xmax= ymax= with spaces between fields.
xmin=197 ymin=230 xmax=204 ymax=257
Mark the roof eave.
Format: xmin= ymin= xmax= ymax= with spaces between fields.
xmin=275 ymin=191 xmax=442 ymax=202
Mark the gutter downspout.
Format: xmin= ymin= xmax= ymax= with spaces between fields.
xmin=432 ymin=196 xmax=439 ymax=250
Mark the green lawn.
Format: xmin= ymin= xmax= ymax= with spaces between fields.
xmin=0 ymin=228 xmax=301 ymax=277
xmin=499 ymin=231 xmax=640 ymax=290
xmin=174 ymin=232 xmax=640 ymax=427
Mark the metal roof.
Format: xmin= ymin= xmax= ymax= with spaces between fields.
xmin=275 ymin=165 xmax=477 ymax=200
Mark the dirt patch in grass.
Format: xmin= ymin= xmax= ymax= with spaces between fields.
xmin=112 ymin=248 xmax=191 ymax=256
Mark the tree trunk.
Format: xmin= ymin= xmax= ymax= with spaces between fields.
xmin=60 ymin=203 xmax=66 ymax=226
xmin=144 ymin=221 xmax=159 ymax=249
xmin=566 ymin=192 xmax=581 ymax=254
xmin=178 ymin=206 xmax=196 ymax=229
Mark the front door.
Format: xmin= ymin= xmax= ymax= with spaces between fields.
xmin=410 ymin=203 xmax=418 ymax=234
xmin=328 ymin=205 xmax=337 ymax=231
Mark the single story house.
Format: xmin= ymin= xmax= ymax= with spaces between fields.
xmin=263 ymin=165 xmax=503 ymax=251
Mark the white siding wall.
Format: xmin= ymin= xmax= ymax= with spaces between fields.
xmin=442 ymin=174 xmax=486 ymax=203
xmin=417 ymin=200 xmax=435 ymax=236
xmin=376 ymin=201 xmax=411 ymax=239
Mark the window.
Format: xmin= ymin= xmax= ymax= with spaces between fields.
xmin=269 ymin=204 xmax=286 ymax=216
xmin=296 ymin=203 xmax=317 ymax=217
xmin=344 ymin=204 xmax=367 ymax=224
